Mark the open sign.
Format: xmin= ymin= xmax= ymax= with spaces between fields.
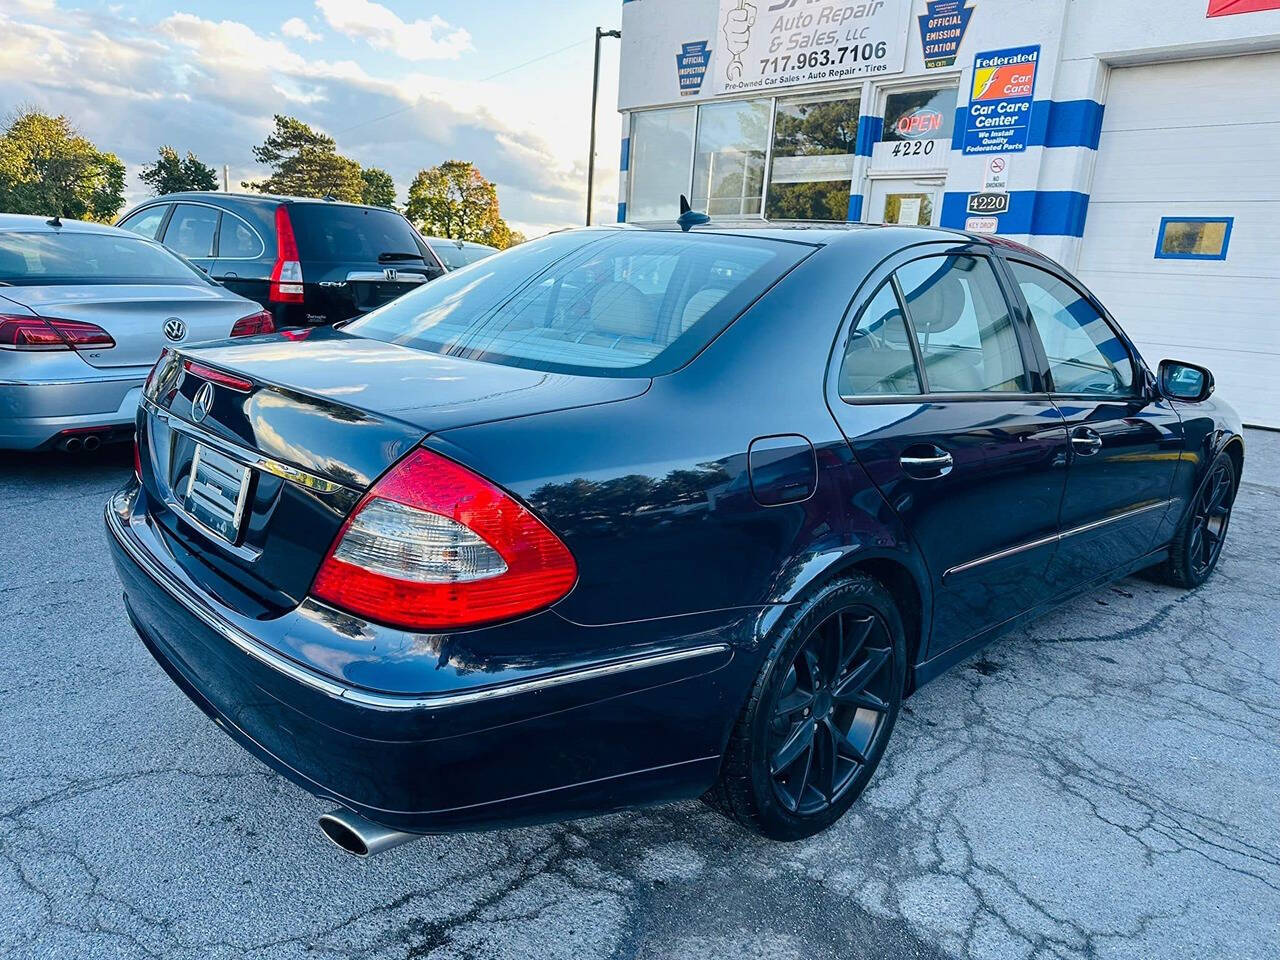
xmin=896 ymin=108 xmax=945 ymax=139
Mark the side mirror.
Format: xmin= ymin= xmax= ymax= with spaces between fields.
xmin=1158 ymin=359 xmax=1214 ymax=402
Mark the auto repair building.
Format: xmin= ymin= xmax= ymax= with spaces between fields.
xmin=615 ymin=0 xmax=1280 ymax=426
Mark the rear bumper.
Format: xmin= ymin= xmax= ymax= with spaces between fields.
xmin=0 ymin=374 xmax=144 ymax=449
xmin=106 ymin=483 xmax=742 ymax=833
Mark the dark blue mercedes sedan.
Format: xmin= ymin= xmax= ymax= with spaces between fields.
xmin=107 ymin=223 xmax=1244 ymax=855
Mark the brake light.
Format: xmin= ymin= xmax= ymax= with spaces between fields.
xmin=183 ymin=358 xmax=253 ymax=392
xmin=230 ymin=309 xmax=276 ymax=338
xmin=0 ymin=315 xmax=115 ymax=350
xmin=269 ymin=205 xmax=304 ymax=304
xmin=311 ymin=448 xmax=577 ymax=631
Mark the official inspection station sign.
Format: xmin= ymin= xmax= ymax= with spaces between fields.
xmin=962 ymin=45 xmax=1040 ymax=154
xmin=710 ymin=0 xmax=912 ymax=96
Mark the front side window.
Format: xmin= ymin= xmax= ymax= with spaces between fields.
xmin=766 ymin=95 xmax=861 ymax=222
xmin=1008 ymin=261 xmax=1135 ymax=396
xmin=896 ymin=255 xmax=1027 ymax=393
xmin=347 ymin=229 xmax=811 ymax=377
xmin=839 ymin=280 xmax=922 ymax=397
xmin=163 ymin=203 xmax=219 ymax=259
xmin=629 ymin=107 xmax=697 ymax=223
xmin=691 ymin=99 xmax=770 ymax=217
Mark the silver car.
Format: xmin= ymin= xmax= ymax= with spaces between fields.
xmin=422 ymin=236 xmax=498 ymax=271
xmin=0 ymin=214 xmax=272 ymax=450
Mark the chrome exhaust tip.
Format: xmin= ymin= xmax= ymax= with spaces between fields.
xmin=63 ymin=437 xmax=83 ymax=452
xmin=82 ymin=435 xmax=102 ymax=452
xmin=319 ymin=809 xmax=420 ymax=858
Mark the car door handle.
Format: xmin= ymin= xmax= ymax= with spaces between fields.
xmin=900 ymin=446 xmax=954 ymax=478
xmin=1071 ymin=427 xmax=1103 ymax=456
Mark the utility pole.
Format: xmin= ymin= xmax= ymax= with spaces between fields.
xmin=586 ymin=26 xmax=622 ymax=226
xmin=222 ymin=164 xmax=229 ymax=192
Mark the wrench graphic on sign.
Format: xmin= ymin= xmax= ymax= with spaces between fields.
xmin=722 ymin=1 xmax=756 ymax=82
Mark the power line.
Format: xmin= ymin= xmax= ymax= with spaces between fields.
xmin=334 ymin=37 xmax=595 ymax=136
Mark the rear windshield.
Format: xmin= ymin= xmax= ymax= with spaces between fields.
xmin=432 ymin=241 xmax=496 ymax=270
xmin=287 ymin=204 xmax=426 ymax=264
xmin=0 ymin=231 xmax=206 ymax=285
xmin=346 ymin=229 xmax=811 ymax=377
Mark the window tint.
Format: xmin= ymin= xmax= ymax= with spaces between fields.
xmin=119 ymin=205 xmax=167 ymax=240
xmin=0 ymin=232 xmax=204 ymax=284
xmin=839 ymin=281 xmax=922 ymax=397
xmin=347 ymin=229 xmax=810 ymax=377
xmin=287 ymin=204 xmax=425 ymax=263
xmin=1009 ymin=261 xmax=1134 ymax=396
xmin=218 ymin=214 xmax=263 ymax=258
xmin=164 ymin=204 xmax=219 ymax=259
xmin=896 ymin=255 xmax=1027 ymax=393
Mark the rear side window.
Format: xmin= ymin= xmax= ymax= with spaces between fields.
xmin=0 ymin=232 xmax=205 ymax=284
xmin=287 ymin=204 xmax=425 ymax=263
xmin=896 ymin=255 xmax=1027 ymax=393
xmin=840 ymin=281 xmax=922 ymax=396
xmin=1008 ymin=260 xmax=1134 ymax=396
xmin=347 ymin=230 xmax=811 ymax=377
xmin=218 ymin=214 xmax=264 ymax=258
xmin=164 ymin=203 xmax=219 ymax=259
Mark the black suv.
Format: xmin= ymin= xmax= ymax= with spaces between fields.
xmin=117 ymin=193 xmax=445 ymax=327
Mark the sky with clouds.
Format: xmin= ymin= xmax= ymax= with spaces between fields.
xmin=0 ymin=0 xmax=623 ymax=236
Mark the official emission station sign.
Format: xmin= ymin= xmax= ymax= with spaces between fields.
xmin=710 ymin=0 xmax=912 ymax=96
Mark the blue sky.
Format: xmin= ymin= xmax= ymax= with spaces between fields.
xmin=0 ymin=0 xmax=623 ymax=234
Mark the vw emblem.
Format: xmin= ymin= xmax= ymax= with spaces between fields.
xmin=191 ymin=381 xmax=215 ymax=423
xmin=163 ymin=318 xmax=187 ymax=342
xmin=383 ymin=267 xmax=398 ymax=282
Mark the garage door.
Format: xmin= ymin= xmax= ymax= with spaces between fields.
xmin=1076 ymin=53 xmax=1280 ymax=427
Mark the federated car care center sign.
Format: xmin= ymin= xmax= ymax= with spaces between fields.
xmin=710 ymin=0 xmax=912 ymax=96
xmin=962 ymin=45 xmax=1040 ymax=154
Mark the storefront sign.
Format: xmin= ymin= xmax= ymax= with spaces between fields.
xmin=982 ymin=155 xmax=1009 ymax=191
xmin=966 ymin=192 xmax=1009 ymax=215
xmin=961 ymin=45 xmax=1040 ymax=155
xmin=709 ymin=0 xmax=912 ymax=97
xmin=917 ymin=0 xmax=974 ymax=69
xmin=677 ymin=40 xmax=712 ymax=96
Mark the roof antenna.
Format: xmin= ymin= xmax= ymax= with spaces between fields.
xmin=677 ymin=195 xmax=710 ymax=233
xmin=46 ymin=215 xmax=62 ymax=228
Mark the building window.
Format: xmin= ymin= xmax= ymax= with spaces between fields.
xmin=629 ymin=106 xmax=696 ymax=223
xmin=692 ymin=99 xmax=770 ymax=217
xmin=766 ymin=94 xmax=861 ymax=222
xmin=1155 ymin=217 xmax=1233 ymax=260
xmin=880 ymin=87 xmax=957 ymax=159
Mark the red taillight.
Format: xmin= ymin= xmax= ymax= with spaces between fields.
xmin=269 ymin=206 xmax=304 ymax=304
xmin=133 ymin=432 xmax=143 ymax=481
xmin=183 ymin=358 xmax=253 ymax=392
xmin=230 ymin=309 xmax=276 ymax=338
xmin=311 ymin=448 xmax=577 ymax=631
xmin=0 ymin=314 xmax=114 ymax=350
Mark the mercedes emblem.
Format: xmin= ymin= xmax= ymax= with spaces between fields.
xmin=191 ymin=381 xmax=215 ymax=423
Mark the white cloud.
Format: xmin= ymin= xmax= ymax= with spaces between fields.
xmin=0 ymin=2 xmax=614 ymax=233
xmin=316 ymin=0 xmax=471 ymax=62
xmin=281 ymin=17 xmax=322 ymax=43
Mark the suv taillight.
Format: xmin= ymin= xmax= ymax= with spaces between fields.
xmin=230 ymin=309 xmax=276 ymax=337
xmin=269 ymin=205 xmax=304 ymax=304
xmin=311 ymin=448 xmax=577 ymax=631
xmin=0 ymin=314 xmax=115 ymax=350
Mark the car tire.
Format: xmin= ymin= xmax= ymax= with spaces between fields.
xmin=1160 ymin=451 xmax=1236 ymax=590
xmin=707 ymin=573 xmax=907 ymax=841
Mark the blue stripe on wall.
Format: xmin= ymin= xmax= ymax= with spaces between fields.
xmin=619 ymin=136 xmax=630 ymax=172
xmin=951 ymin=99 xmax=1105 ymax=151
xmin=846 ymin=194 xmax=863 ymax=222
xmin=855 ymin=116 xmax=883 ymax=157
xmin=940 ymin=190 xmax=1090 ymax=237
xmin=617 ymin=202 xmax=627 ymax=223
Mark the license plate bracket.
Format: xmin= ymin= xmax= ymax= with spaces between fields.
xmin=181 ymin=443 xmax=252 ymax=544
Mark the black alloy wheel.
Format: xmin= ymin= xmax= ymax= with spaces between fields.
xmin=768 ymin=609 xmax=895 ymax=816
xmin=708 ymin=573 xmax=907 ymax=840
xmin=1163 ymin=451 xmax=1236 ymax=588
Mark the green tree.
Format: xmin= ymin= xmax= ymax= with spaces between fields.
xmin=404 ymin=160 xmax=520 ymax=249
xmin=0 ymin=109 xmax=125 ymax=221
xmin=360 ymin=167 xmax=397 ymax=208
xmin=243 ymin=114 xmax=364 ymax=201
xmin=139 ymin=145 xmax=218 ymax=195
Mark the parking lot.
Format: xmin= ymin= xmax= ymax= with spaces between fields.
xmin=0 ymin=429 xmax=1276 ymax=960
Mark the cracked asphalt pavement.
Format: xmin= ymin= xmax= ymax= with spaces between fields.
xmin=1 ymin=430 xmax=1277 ymax=960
